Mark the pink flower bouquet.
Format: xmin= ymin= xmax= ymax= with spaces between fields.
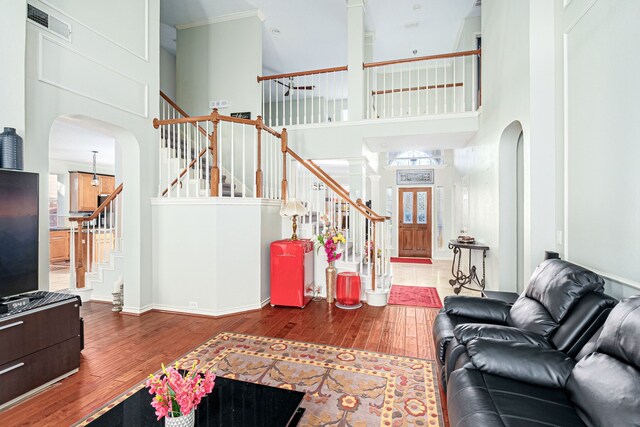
xmin=146 ymin=362 xmax=216 ymax=420
xmin=315 ymin=229 xmax=346 ymax=263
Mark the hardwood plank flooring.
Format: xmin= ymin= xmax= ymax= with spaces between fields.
xmin=1 ymin=300 xmax=445 ymax=426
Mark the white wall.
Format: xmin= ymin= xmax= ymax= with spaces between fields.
xmin=176 ymin=16 xmax=262 ymax=117
xmin=160 ymin=47 xmax=177 ymax=100
xmin=0 ymin=0 xmax=26 ymax=135
xmin=151 ymin=199 xmax=281 ymax=315
xmin=452 ymin=0 xmax=532 ymax=291
xmin=556 ymin=0 xmax=640 ymax=298
xmin=455 ymin=16 xmax=481 ymax=51
xmin=24 ymin=0 xmax=159 ymax=312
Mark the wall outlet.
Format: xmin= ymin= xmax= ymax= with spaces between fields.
xmin=209 ymin=100 xmax=229 ymax=109
xmin=188 ymin=301 xmax=198 ymax=309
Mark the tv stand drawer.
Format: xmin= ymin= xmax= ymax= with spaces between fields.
xmin=0 ymin=336 xmax=80 ymax=406
xmin=0 ymin=300 xmax=80 ymax=366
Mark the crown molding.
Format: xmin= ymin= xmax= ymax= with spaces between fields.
xmin=175 ymin=9 xmax=265 ymax=30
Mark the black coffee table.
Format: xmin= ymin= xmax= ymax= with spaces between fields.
xmin=85 ymin=377 xmax=305 ymax=426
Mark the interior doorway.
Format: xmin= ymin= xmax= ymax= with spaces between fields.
xmin=516 ymin=131 xmax=525 ymax=293
xmin=398 ymin=187 xmax=432 ymax=258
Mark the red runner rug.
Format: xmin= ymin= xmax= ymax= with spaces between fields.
xmin=388 ymin=285 xmax=443 ymax=308
xmin=390 ymin=257 xmax=433 ymax=265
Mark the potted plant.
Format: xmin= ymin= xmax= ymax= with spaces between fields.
xmin=146 ymin=362 xmax=216 ymax=426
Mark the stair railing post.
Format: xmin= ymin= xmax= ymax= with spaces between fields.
xmin=281 ymin=128 xmax=288 ymax=201
xmin=74 ymin=220 xmax=86 ymax=288
xmin=256 ymin=116 xmax=263 ymax=198
xmin=371 ymin=221 xmax=377 ymax=291
xmin=210 ymin=109 xmax=220 ymax=196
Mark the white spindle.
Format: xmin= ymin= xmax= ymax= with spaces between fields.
xmin=462 ymin=55 xmax=466 ymax=112
xmin=242 ymin=124 xmax=246 ymax=198
xmin=472 ymin=52 xmax=477 ymax=111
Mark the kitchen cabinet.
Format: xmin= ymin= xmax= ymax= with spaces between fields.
xmin=50 ymin=230 xmax=70 ymax=263
xmin=69 ymin=172 xmax=115 ymax=213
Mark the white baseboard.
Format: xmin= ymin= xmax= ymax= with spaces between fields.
xmin=260 ymin=297 xmax=271 ymax=308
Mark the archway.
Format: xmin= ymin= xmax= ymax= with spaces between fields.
xmin=48 ymin=115 xmax=141 ymax=307
xmin=498 ymin=121 xmax=525 ymax=292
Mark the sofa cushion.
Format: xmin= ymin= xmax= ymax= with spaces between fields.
xmin=447 ymin=369 xmax=586 ymax=427
xmin=443 ymin=295 xmax=512 ymax=324
xmin=507 ymin=296 xmax=559 ymax=338
xmin=565 ymin=296 xmax=640 ymax=426
xmin=433 ymin=311 xmax=479 ymax=364
xmin=466 ymin=338 xmax=575 ymax=388
xmin=454 ymin=323 xmax=552 ymax=347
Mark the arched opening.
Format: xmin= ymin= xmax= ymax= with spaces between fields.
xmin=498 ymin=121 xmax=525 ymax=292
xmin=47 ymin=115 xmax=141 ymax=305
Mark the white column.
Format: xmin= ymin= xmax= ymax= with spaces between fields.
xmin=348 ymin=158 xmax=367 ymax=201
xmin=347 ymin=0 xmax=365 ymax=121
xmin=369 ymin=174 xmax=381 ymax=213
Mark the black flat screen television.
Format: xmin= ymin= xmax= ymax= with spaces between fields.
xmin=0 ymin=170 xmax=39 ymax=299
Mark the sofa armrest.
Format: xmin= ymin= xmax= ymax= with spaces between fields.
xmin=466 ymin=338 xmax=576 ymax=388
xmin=454 ymin=323 xmax=553 ymax=347
xmin=444 ymin=296 xmax=512 ymax=324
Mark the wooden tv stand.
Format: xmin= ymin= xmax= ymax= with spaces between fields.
xmin=0 ymin=291 xmax=82 ymax=410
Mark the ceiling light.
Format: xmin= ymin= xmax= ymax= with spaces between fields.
xmin=270 ymin=27 xmax=280 ymax=35
xmin=91 ymin=151 xmax=100 ymax=187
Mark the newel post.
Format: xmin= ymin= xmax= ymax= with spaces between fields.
xmin=74 ymin=220 xmax=86 ymax=288
xmin=210 ymin=109 xmax=220 ymax=197
xmin=281 ymin=128 xmax=288 ymax=201
xmin=256 ymin=116 xmax=263 ymax=198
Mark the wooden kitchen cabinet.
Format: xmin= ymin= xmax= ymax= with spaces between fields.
xmin=50 ymin=230 xmax=70 ymax=263
xmin=69 ymin=172 xmax=115 ymax=213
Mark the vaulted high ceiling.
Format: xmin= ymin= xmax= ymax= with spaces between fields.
xmin=160 ymin=0 xmax=479 ymax=74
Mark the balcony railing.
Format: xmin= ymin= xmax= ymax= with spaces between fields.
xmin=365 ymin=49 xmax=481 ymax=119
xmin=257 ymin=49 xmax=481 ymax=126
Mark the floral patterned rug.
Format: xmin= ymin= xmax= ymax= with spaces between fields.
xmin=77 ymin=332 xmax=444 ymax=426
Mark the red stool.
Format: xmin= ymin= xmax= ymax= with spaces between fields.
xmin=336 ymin=272 xmax=362 ymax=309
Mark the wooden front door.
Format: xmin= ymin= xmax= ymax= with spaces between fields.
xmin=398 ymin=187 xmax=432 ymax=258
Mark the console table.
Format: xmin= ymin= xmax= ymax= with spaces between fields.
xmin=448 ymin=240 xmax=489 ymax=295
xmin=0 ymin=291 xmax=82 ymax=409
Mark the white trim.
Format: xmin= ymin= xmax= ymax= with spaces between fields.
xmin=569 ymin=263 xmax=640 ymax=291
xmin=150 ymin=302 xmax=265 ymax=317
xmin=122 ymin=304 xmax=153 ymax=315
xmin=284 ymin=111 xmax=480 ymax=131
xmin=175 ymin=10 xmax=265 ymax=30
xmin=0 ymin=368 xmax=79 ymax=412
xmin=260 ymin=297 xmax=271 ymax=307
xmin=89 ymin=295 xmax=112 ymax=303
xmin=150 ymin=197 xmax=282 ymax=207
xmin=564 ymin=0 xmax=599 ymax=33
xmin=38 ymin=34 xmax=149 ymax=118
xmin=39 ymin=0 xmax=149 ymax=61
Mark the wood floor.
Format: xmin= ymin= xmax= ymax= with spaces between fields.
xmin=2 ymin=300 xmax=445 ymax=426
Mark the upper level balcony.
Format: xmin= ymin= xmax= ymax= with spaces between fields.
xmin=259 ymin=49 xmax=480 ymax=125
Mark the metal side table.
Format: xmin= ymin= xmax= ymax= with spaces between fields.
xmin=448 ymin=240 xmax=489 ymax=295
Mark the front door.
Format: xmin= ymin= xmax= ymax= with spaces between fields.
xmin=398 ymin=187 xmax=432 ymax=258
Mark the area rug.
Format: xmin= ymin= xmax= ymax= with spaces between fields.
xmin=388 ymin=286 xmax=443 ymax=309
xmin=390 ymin=257 xmax=433 ymax=265
xmin=76 ymin=332 xmax=444 ymax=427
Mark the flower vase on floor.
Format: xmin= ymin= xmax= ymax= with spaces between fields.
xmin=326 ymin=261 xmax=336 ymax=303
xmin=165 ymin=410 xmax=195 ymax=427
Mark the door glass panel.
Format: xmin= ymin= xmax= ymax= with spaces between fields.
xmin=417 ymin=191 xmax=427 ymax=224
xmin=403 ymin=192 xmax=413 ymax=223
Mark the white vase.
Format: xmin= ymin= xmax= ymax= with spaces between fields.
xmin=165 ymin=410 xmax=195 ymax=427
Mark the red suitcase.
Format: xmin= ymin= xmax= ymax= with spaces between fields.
xmin=270 ymin=239 xmax=314 ymax=308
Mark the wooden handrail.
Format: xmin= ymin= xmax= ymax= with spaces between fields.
xmin=286 ymin=148 xmax=381 ymax=223
xmin=258 ymin=65 xmax=348 ymax=82
xmin=356 ymin=198 xmax=390 ymax=221
xmin=160 ymin=92 xmax=208 ymax=138
xmin=363 ymin=49 xmax=481 ymax=69
xmin=372 ymin=82 xmax=463 ymax=96
xmin=70 ymin=183 xmax=123 ymax=223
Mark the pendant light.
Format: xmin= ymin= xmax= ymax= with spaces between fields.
xmin=91 ymin=151 xmax=100 ymax=187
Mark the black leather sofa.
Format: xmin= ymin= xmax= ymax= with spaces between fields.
xmin=446 ymin=295 xmax=640 ymax=426
xmin=433 ymin=260 xmax=617 ymax=388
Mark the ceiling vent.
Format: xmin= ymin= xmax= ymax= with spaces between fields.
xmin=27 ymin=4 xmax=72 ymax=41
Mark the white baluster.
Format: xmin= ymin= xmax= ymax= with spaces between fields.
xmin=462 ymin=55 xmax=467 ymax=112
xmin=472 ymin=52 xmax=477 ymax=111
xmin=242 ymin=124 xmax=246 ymax=198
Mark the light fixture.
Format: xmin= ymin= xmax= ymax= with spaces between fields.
xmin=280 ymin=198 xmax=308 ymax=240
xmin=91 ymin=150 xmax=100 ymax=187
